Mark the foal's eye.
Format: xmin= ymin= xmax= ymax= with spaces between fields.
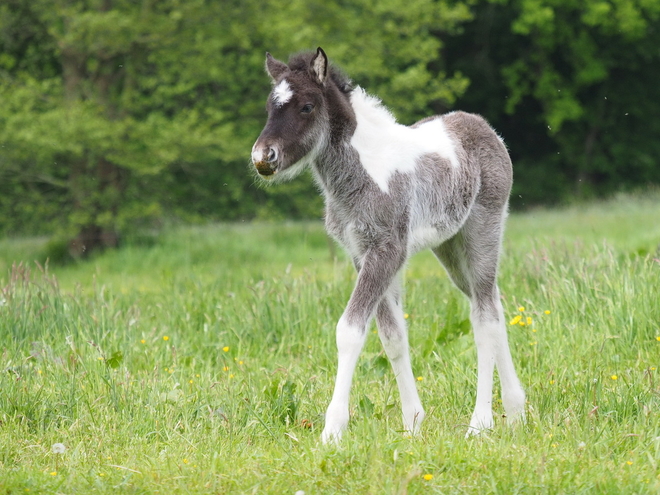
xmin=301 ymin=104 xmax=314 ymax=114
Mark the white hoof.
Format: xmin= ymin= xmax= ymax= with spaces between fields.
xmin=403 ymin=406 xmax=426 ymax=436
xmin=465 ymin=410 xmax=493 ymax=438
xmin=322 ymin=404 xmax=349 ymax=444
xmin=321 ymin=427 xmax=343 ymax=444
xmin=503 ymin=387 xmax=526 ymax=426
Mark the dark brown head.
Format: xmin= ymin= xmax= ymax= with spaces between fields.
xmin=251 ymin=47 xmax=333 ymax=182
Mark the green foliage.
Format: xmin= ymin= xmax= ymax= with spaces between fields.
xmin=1 ymin=0 xmax=660 ymax=244
xmin=266 ymin=0 xmax=471 ymax=122
xmin=104 ymin=350 xmax=123 ymax=369
xmin=442 ymin=0 xmax=660 ymax=206
xmin=0 ymin=0 xmax=470 ymax=247
xmin=265 ymin=379 xmax=299 ymax=425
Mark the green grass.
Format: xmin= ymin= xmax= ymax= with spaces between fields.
xmin=1 ymin=193 xmax=660 ymax=494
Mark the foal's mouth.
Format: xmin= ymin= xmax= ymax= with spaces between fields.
xmin=254 ymin=161 xmax=277 ymax=178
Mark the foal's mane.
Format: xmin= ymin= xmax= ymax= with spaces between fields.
xmin=286 ymin=51 xmax=354 ymax=94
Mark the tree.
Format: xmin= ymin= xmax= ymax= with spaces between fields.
xmin=1 ymin=0 xmax=473 ymax=249
xmin=1 ymin=0 xmax=278 ymax=253
xmin=441 ymin=0 xmax=660 ymax=206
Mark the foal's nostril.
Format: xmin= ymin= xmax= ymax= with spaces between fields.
xmin=252 ymin=143 xmax=278 ymax=177
xmin=267 ymin=147 xmax=277 ymax=163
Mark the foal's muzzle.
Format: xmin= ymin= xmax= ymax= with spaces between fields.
xmin=252 ymin=144 xmax=279 ymax=177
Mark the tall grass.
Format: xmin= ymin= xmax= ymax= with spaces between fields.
xmin=1 ymin=193 xmax=659 ymax=494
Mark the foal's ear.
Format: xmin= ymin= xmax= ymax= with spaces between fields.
xmin=265 ymin=52 xmax=288 ymax=81
xmin=310 ymin=47 xmax=328 ymax=85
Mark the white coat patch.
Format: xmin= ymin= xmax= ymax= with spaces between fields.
xmin=273 ymin=79 xmax=294 ymax=107
xmin=349 ymin=87 xmax=459 ymax=193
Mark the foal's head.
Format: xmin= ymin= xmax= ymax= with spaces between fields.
xmin=252 ymin=47 xmax=341 ymax=182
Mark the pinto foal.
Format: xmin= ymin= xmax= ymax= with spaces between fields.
xmin=251 ymin=48 xmax=525 ymax=443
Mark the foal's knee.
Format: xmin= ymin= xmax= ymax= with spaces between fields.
xmin=336 ymin=316 xmax=366 ymax=352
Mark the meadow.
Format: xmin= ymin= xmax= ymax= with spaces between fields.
xmin=1 ymin=192 xmax=659 ymax=494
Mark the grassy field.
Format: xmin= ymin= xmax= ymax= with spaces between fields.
xmin=1 ymin=192 xmax=660 ymax=494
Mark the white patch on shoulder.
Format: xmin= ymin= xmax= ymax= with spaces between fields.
xmin=272 ymin=79 xmax=294 ymax=107
xmin=349 ymin=87 xmax=459 ymax=193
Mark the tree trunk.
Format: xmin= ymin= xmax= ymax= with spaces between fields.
xmin=60 ymin=13 xmax=125 ymax=259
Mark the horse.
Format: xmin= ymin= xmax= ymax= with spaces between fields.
xmin=251 ymin=47 xmax=525 ymax=443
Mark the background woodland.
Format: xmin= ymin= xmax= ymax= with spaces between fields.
xmin=1 ymin=0 xmax=659 ymax=254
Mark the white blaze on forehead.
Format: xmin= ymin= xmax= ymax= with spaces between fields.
xmin=272 ymin=79 xmax=294 ymax=107
xmin=349 ymin=87 xmax=459 ymax=193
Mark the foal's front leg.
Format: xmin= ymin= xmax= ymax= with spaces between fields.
xmin=376 ymin=278 xmax=425 ymax=436
xmin=321 ymin=246 xmax=404 ymax=444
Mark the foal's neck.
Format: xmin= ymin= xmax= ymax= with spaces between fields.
xmin=311 ymin=85 xmax=371 ymax=200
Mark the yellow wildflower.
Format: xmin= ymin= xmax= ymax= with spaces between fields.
xmin=140 ymin=339 xmax=146 ymax=344
xmin=417 ymin=376 xmax=423 ymax=381
xmin=423 ymin=474 xmax=434 ymax=481
xmin=163 ymin=336 xmax=169 ymax=341
xmin=526 ymin=317 xmax=533 ymax=325
xmin=222 ymin=346 xmax=229 ymax=352
xmin=611 ymin=375 xmax=618 ymax=380
xmin=544 ymin=310 xmax=551 ymax=315
xmin=403 ymin=313 xmax=410 ymax=319
xmin=510 ymin=315 xmax=522 ymax=325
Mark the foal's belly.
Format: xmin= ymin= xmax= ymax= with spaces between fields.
xmin=407 ymin=223 xmax=461 ymax=254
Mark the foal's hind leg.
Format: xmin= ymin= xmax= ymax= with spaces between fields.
xmin=376 ymin=275 xmax=425 ymax=435
xmin=467 ymin=282 xmax=525 ymax=435
xmin=462 ymin=210 xmax=525 ymax=434
xmin=433 ymin=237 xmax=494 ymax=432
xmin=434 ymin=211 xmax=525 ymax=436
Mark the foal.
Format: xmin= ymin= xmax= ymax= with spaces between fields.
xmin=251 ymin=48 xmax=525 ymax=443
